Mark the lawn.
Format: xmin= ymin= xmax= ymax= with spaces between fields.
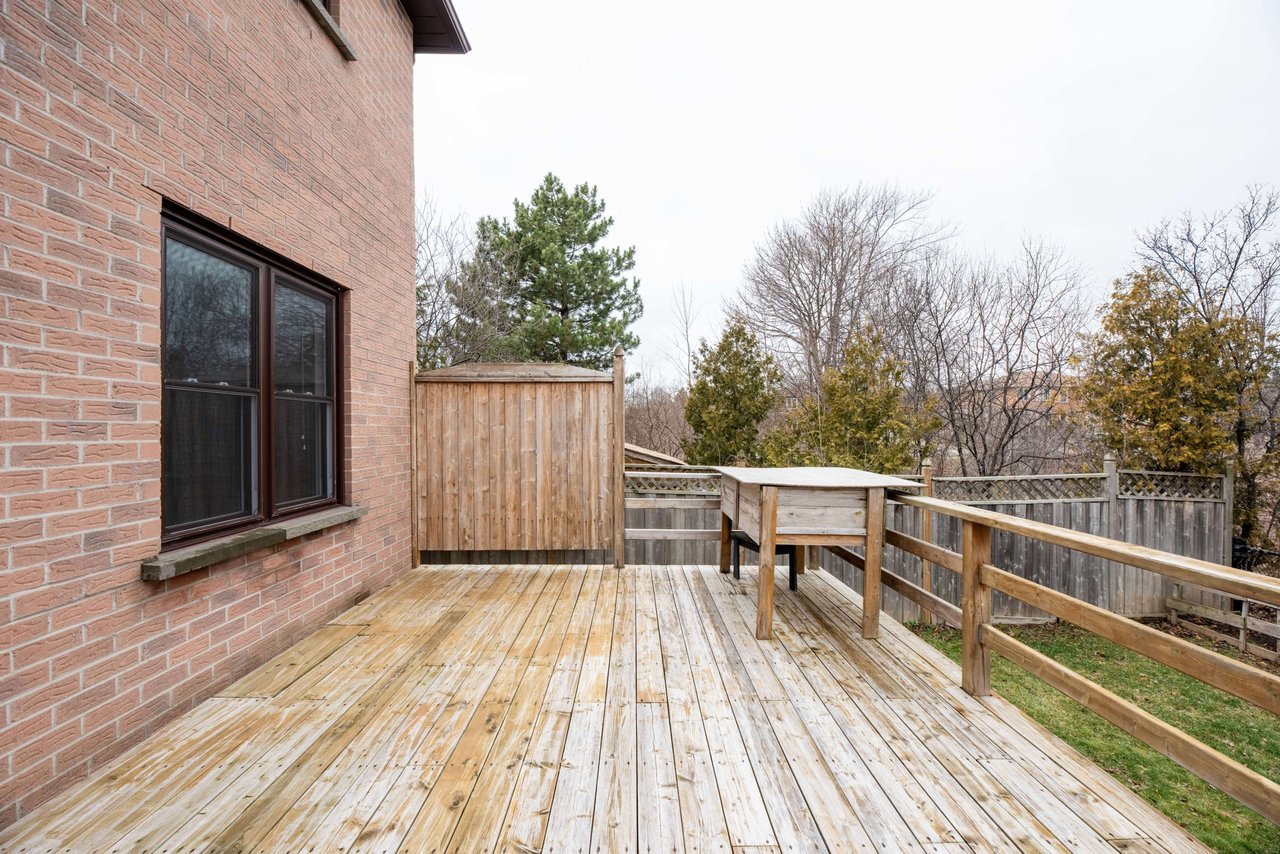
xmin=910 ymin=622 xmax=1280 ymax=854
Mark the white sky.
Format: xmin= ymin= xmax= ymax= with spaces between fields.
xmin=411 ymin=0 xmax=1280 ymax=380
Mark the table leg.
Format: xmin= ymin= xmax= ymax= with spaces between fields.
xmin=862 ymin=487 xmax=884 ymax=639
xmin=794 ymin=546 xmax=806 ymax=574
xmin=719 ymin=512 xmax=732 ymax=573
xmin=756 ymin=486 xmax=779 ymax=640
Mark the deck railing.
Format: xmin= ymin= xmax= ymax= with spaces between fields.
xmin=621 ymin=464 xmax=1277 ymax=818
xmin=825 ymin=489 xmax=1280 ymax=824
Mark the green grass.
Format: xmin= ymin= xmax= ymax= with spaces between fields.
xmin=909 ymin=622 xmax=1280 ymax=853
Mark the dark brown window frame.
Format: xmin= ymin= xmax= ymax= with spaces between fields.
xmin=160 ymin=204 xmax=345 ymax=550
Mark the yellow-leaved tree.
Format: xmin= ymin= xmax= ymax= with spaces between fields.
xmin=763 ymin=330 xmax=937 ymax=473
xmin=1079 ymin=268 xmax=1267 ymax=473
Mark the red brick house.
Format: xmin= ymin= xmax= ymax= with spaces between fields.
xmin=0 ymin=0 xmax=467 ymax=824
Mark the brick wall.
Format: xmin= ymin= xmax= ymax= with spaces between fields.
xmin=0 ymin=0 xmax=419 ymax=824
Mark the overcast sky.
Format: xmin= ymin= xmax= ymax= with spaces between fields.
xmin=411 ymin=0 xmax=1280 ymax=379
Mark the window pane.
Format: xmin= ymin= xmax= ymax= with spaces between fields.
xmin=163 ymin=387 xmax=257 ymax=531
xmin=164 ymin=238 xmax=256 ymax=387
xmin=274 ymin=283 xmax=331 ymax=396
xmin=274 ymin=398 xmax=333 ymax=508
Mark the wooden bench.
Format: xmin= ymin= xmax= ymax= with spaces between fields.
xmin=731 ymin=531 xmax=801 ymax=590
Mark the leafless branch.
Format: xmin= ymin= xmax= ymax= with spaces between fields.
xmin=736 ymin=184 xmax=951 ymax=392
xmin=1138 ymin=184 xmax=1280 ymax=328
xmin=415 ymin=196 xmax=520 ymax=369
xmin=664 ymin=283 xmax=701 ymax=387
xmin=890 ymin=238 xmax=1089 ymax=475
xmin=623 ymin=360 xmax=691 ymax=459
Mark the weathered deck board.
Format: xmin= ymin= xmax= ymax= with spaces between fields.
xmin=0 ymin=564 xmax=1207 ymax=853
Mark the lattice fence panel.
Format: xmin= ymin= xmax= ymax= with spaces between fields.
xmin=932 ymin=474 xmax=1105 ymax=503
xmin=1119 ymin=471 xmax=1222 ymax=500
xmin=624 ymin=472 xmax=721 ymax=496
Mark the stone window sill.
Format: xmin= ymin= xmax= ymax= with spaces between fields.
xmin=297 ymin=0 xmax=358 ymax=61
xmin=141 ymin=505 xmax=367 ymax=581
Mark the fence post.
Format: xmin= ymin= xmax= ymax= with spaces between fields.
xmin=961 ymin=519 xmax=992 ymax=696
xmin=920 ymin=458 xmax=934 ymax=626
xmin=1103 ymin=453 xmax=1124 ymax=612
xmin=613 ymin=345 xmax=626 ymax=569
xmin=1223 ymin=461 xmax=1235 ymax=567
xmin=1103 ymin=453 xmax=1120 ymax=540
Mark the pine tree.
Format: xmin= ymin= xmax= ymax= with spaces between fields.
xmin=682 ymin=321 xmax=782 ymax=465
xmin=763 ymin=330 xmax=935 ymax=472
xmin=476 ymin=174 xmax=642 ymax=369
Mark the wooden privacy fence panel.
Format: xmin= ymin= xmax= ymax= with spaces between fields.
xmin=415 ymin=362 xmax=623 ymax=553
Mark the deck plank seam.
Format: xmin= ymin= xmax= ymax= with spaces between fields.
xmin=240 ymin=563 xmax=533 ymax=852
xmin=670 ymin=565 xmax=782 ymax=849
xmin=336 ymin=563 xmax=553 ymax=852
xmin=465 ymin=564 xmax=593 ymax=854
xmin=682 ymin=564 xmax=830 ymax=853
xmin=397 ymin=563 xmax=575 ymax=852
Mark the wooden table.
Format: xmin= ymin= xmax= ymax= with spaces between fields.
xmin=714 ymin=466 xmax=919 ymax=640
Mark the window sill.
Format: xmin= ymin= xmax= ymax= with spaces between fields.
xmin=297 ymin=0 xmax=358 ymax=61
xmin=141 ymin=505 xmax=368 ymax=582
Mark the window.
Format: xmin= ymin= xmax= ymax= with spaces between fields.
xmin=161 ymin=209 xmax=341 ymax=546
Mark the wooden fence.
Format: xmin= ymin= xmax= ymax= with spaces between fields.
xmin=624 ymin=458 xmax=1235 ymax=622
xmin=414 ymin=356 xmax=624 ymax=562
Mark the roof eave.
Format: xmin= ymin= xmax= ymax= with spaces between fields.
xmin=401 ymin=0 xmax=471 ymax=55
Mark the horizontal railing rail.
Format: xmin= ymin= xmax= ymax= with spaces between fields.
xmin=933 ymin=471 xmax=1105 ymax=483
xmin=1169 ymin=593 xmax=1280 ymax=664
xmin=889 ymin=491 xmax=1278 ymax=605
xmin=822 ymin=488 xmax=1280 ymax=824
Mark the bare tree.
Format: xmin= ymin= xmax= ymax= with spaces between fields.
xmin=737 ymin=184 xmax=950 ymax=392
xmin=1137 ymin=185 xmax=1280 ymax=544
xmin=415 ymin=197 xmax=520 ymax=369
xmin=624 ymin=362 xmax=691 ymax=459
xmin=892 ymin=239 xmax=1089 ymax=476
xmin=1139 ymin=185 xmax=1280 ymax=327
xmin=664 ymin=283 xmax=701 ymax=387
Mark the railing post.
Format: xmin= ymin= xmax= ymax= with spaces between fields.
xmin=1222 ymin=460 xmax=1235 ymax=567
xmin=920 ymin=458 xmax=934 ymax=626
xmin=961 ymin=519 xmax=992 ymax=696
xmin=612 ymin=345 xmax=626 ymax=569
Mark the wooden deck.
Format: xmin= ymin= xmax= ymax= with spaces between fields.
xmin=0 ymin=563 xmax=1206 ymax=853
